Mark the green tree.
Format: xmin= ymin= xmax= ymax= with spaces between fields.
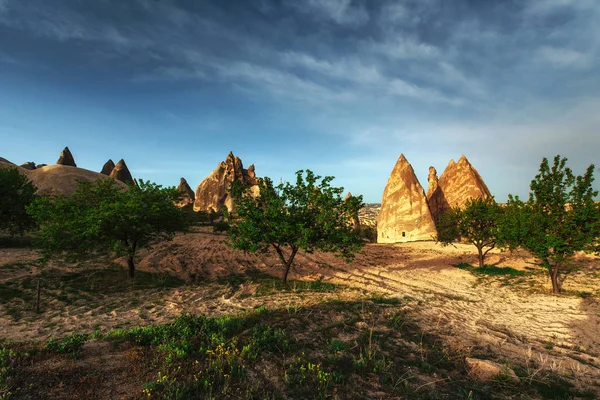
xmin=28 ymin=179 xmax=187 ymax=278
xmin=0 ymin=167 xmax=37 ymax=237
xmin=437 ymin=196 xmax=503 ymax=267
xmin=501 ymin=156 xmax=600 ymax=294
xmin=227 ymin=170 xmax=365 ymax=283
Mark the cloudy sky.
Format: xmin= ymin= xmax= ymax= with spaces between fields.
xmin=1 ymin=0 xmax=598 ymax=202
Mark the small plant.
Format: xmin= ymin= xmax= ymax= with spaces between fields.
xmin=286 ymin=356 xmax=332 ymax=399
xmin=43 ymin=334 xmax=88 ymax=357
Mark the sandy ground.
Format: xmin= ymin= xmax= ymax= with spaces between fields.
xmin=1 ymin=230 xmax=599 ymax=390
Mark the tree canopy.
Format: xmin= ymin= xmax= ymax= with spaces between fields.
xmin=28 ymin=178 xmax=187 ymax=278
xmin=227 ymin=170 xmax=365 ymax=283
xmin=501 ymin=155 xmax=600 ymax=294
xmin=0 ymin=167 xmax=37 ymax=237
xmin=437 ymin=196 xmax=502 ymax=268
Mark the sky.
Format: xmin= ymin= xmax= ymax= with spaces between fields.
xmin=0 ymin=0 xmax=599 ymax=203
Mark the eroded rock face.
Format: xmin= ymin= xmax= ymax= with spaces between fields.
xmin=20 ymin=162 xmax=37 ymax=170
xmin=428 ymin=155 xmax=492 ymax=222
xmin=56 ymin=147 xmax=76 ymax=167
xmin=26 ymin=165 xmax=126 ymax=196
xmin=377 ymin=154 xmax=437 ymax=243
xmin=193 ymin=152 xmax=259 ymax=213
xmin=109 ymin=159 xmax=134 ymax=186
xmin=176 ymin=177 xmax=195 ymax=209
xmin=100 ymin=159 xmax=115 ymax=175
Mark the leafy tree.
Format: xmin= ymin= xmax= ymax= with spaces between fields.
xmin=437 ymin=196 xmax=503 ymax=267
xmin=28 ymin=178 xmax=187 ymax=278
xmin=0 ymin=167 xmax=37 ymax=237
xmin=501 ymin=156 xmax=600 ymax=294
xmin=227 ymin=170 xmax=365 ymax=283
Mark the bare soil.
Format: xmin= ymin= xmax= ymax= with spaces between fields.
xmin=1 ymin=229 xmax=599 ymax=393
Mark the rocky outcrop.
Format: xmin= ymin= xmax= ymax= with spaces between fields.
xmin=428 ymin=155 xmax=492 ymax=222
xmin=56 ymin=147 xmax=76 ymax=167
xmin=426 ymin=166 xmax=438 ymax=199
xmin=109 ymin=159 xmax=134 ymax=186
xmin=20 ymin=162 xmax=37 ymax=170
xmin=377 ymin=154 xmax=437 ymax=243
xmin=25 ymin=165 xmax=126 ymax=196
xmin=193 ymin=152 xmax=259 ymax=213
xmin=465 ymin=358 xmax=519 ymax=382
xmin=176 ymin=177 xmax=195 ymax=209
xmin=0 ymin=157 xmax=19 ymax=169
xmin=344 ymin=192 xmax=361 ymax=230
xmin=100 ymin=159 xmax=115 ymax=175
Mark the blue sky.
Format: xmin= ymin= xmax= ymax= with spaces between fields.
xmin=1 ymin=0 xmax=598 ymax=202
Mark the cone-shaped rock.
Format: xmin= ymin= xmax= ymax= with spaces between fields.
xmin=428 ymin=155 xmax=492 ymax=222
xmin=377 ymin=154 xmax=437 ymax=243
xmin=193 ymin=152 xmax=259 ymax=213
xmin=20 ymin=162 xmax=37 ymax=170
xmin=344 ymin=192 xmax=361 ymax=230
xmin=56 ymin=147 xmax=76 ymax=167
xmin=176 ymin=177 xmax=195 ymax=209
xmin=100 ymin=159 xmax=115 ymax=175
xmin=109 ymin=159 xmax=134 ymax=186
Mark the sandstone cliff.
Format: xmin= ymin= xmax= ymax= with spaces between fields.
xmin=377 ymin=154 xmax=437 ymax=243
xmin=193 ymin=152 xmax=259 ymax=213
xmin=428 ymin=155 xmax=492 ymax=222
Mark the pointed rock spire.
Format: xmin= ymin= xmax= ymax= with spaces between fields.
xmin=426 ymin=166 xmax=438 ymax=199
xmin=100 ymin=159 xmax=115 ymax=175
xmin=377 ymin=154 xmax=437 ymax=243
xmin=56 ymin=147 xmax=76 ymax=167
xmin=428 ymin=155 xmax=492 ymax=222
xmin=176 ymin=177 xmax=195 ymax=209
xmin=109 ymin=159 xmax=134 ymax=186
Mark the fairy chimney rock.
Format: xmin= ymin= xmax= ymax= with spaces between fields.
xmin=100 ymin=159 xmax=115 ymax=175
xmin=426 ymin=166 xmax=438 ymax=199
xmin=176 ymin=177 xmax=195 ymax=209
xmin=377 ymin=154 xmax=437 ymax=243
xmin=193 ymin=152 xmax=259 ymax=213
xmin=56 ymin=147 xmax=77 ymax=167
xmin=109 ymin=159 xmax=134 ymax=186
xmin=344 ymin=192 xmax=361 ymax=230
xmin=428 ymin=155 xmax=492 ymax=222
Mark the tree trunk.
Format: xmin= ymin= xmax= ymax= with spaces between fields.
xmin=477 ymin=245 xmax=484 ymax=268
xmin=273 ymin=244 xmax=299 ymax=284
xmin=550 ymin=264 xmax=561 ymax=294
xmin=36 ymin=278 xmax=41 ymax=313
xmin=127 ymin=256 xmax=135 ymax=278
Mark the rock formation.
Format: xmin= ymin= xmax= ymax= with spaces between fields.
xmin=19 ymin=162 xmax=37 ymax=170
xmin=344 ymin=192 xmax=361 ymax=230
xmin=109 ymin=159 xmax=134 ymax=186
xmin=56 ymin=147 xmax=76 ymax=167
xmin=428 ymin=155 xmax=492 ymax=222
xmin=377 ymin=154 xmax=437 ymax=243
xmin=193 ymin=152 xmax=259 ymax=213
xmin=176 ymin=177 xmax=195 ymax=209
xmin=426 ymin=166 xmax=438 ymax=199
xmin=100 ymin=159 xmax=115 ymax=175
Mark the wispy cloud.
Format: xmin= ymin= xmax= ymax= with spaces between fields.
xmin=537 ymin=46 xmax=593 ymax=69
xmin=295 ymin=0 xmax=369 ymax=26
